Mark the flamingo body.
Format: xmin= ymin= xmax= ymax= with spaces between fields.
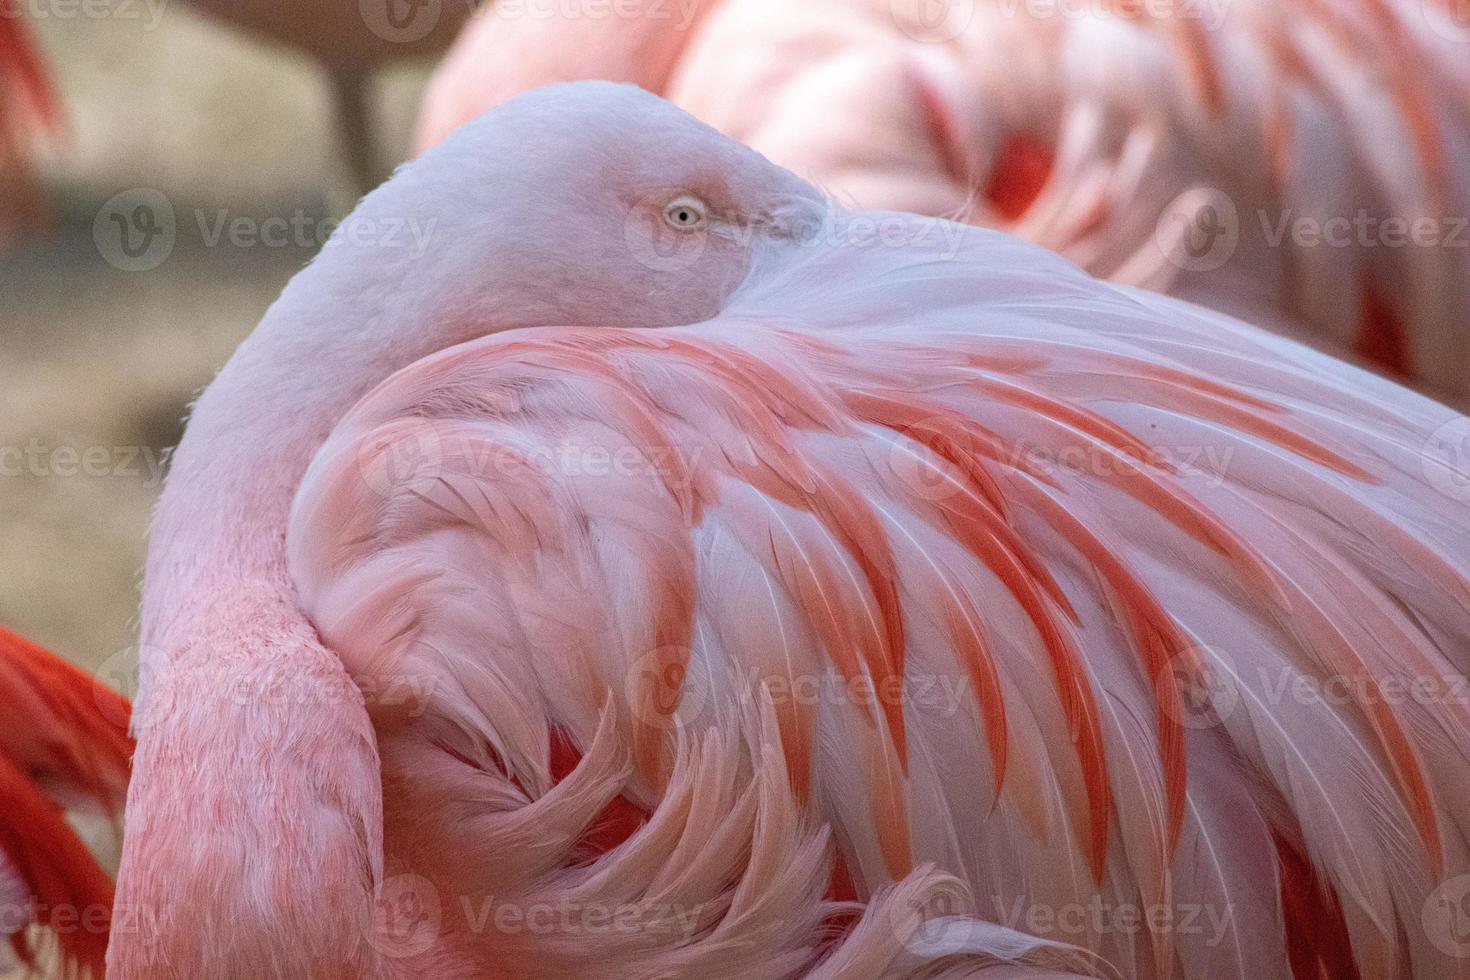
xmin=111 ymin=83 xmax=1470 ymax=979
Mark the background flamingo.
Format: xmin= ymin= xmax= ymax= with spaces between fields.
xmin=0 ymin=629 xmax=131 ymax=979
xmin=416 ymin=0 xmax=1470 ymax=406
xmin=0 ymin=13 xmax=55 ymax=252
xmin=184 ymin=0 xmax=475 ymax=190
xmin=108 ymin=83 xmax=1470 ymax=979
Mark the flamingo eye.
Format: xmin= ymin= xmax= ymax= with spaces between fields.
xmin=663 ymin=196 xmax=708 ymax=232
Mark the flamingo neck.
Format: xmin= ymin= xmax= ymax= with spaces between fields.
xmin=140 ymin=223 xmax=474 ymax=646
xmin=142 ymin=325 xmax=387 ymax=644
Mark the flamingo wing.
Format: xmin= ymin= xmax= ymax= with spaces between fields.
xmin=0 ymin=629 xmax=132 ymax=978
xmin=288 ymin=229 xmax=1470 ymax=978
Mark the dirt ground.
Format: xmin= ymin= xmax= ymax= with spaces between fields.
xmin=1 ymin=7 xmax=431 ymax=677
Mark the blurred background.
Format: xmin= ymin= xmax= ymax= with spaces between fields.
xmin=1 ymin=5 xmax=440 ymax=675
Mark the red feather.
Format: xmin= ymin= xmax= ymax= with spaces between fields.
xmin=0 ymin=629 xmax=132 ymax=977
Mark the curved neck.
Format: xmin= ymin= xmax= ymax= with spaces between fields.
xmin=142 ymin=242 xmax=447 ymax=644
xmin=141 ymin=143 xmax=512 ymax=643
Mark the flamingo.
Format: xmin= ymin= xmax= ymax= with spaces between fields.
xmin=183 ymin=0 xmax=475 ymax=190
xmin=106 ymin=83 xmax=1470 ymax=979
xmin=415 ymin=0 xmax=1470 ymax=406
xmin=0 ymin=628 xmax=131 ymax=978
xmin=0 ymin=11 xmax=55 ymax=251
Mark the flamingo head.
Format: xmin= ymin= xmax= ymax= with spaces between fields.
xmin=322 ymin=81 xmax=827 ymax=348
